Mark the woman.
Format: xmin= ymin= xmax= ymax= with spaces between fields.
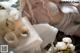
xmin=22 ymin=0 xmax=80 ymax=52
xmin=22 ymin=0 xmax=80 ymax=36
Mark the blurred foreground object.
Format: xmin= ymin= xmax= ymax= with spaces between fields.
xmin=15 ymin=17 xmax=42 ymax=53
xmin=0 ymin=10 xmax=42 ymax=52
xmin=0 ymin=0 xmax=43 ymax=53
xmin=47 ymin=37 xmax=75 ymax=53
xmin=33 ymin=24 xmax=58 ymax=48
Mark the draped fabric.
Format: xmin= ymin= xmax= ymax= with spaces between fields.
xmin=56 ymin=13 xmax=80 ymax=35
xmin=22 ymin=0 xmax=54 ymax=25
xmin=21 ymin=0 xmax=80 ymax=36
